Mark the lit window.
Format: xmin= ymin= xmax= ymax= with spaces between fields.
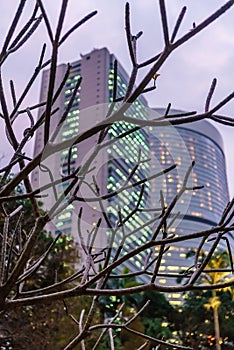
xmin=159 ymin=279 xmax=166 ymax=284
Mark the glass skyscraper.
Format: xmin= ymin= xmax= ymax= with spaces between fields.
xmin=149 ymin=108 xmax=230 ymax=304
xmin=32 ymin=48 xmax=151 ymax=269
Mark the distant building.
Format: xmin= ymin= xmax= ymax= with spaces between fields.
xmin=32 ymin=47 xmax=151 ymax=269
xmin=150 ymin=108 xmax=230 ymax=305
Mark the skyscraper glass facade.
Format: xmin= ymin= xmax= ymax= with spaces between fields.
xmin=105 ymin=55 xmax=151 ymax=270
xmin=149 ymin=110 xmax=230 ymax=304
xmin=33 ymin=48 xmax=151 ymax=270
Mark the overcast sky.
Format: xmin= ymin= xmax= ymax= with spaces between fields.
xmin=0 ymin=0 xmax=233 ymax=194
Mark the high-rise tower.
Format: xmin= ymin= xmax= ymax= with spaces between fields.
xmin=150 ymin=108 xmax=230 ymax=304
xmin=32 ymin=48 xmax=151 ymax=269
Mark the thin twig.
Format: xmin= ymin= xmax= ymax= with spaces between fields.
xmin=93 ymin=303 xmax=125 ymax=350
xmin=159 ymin=0 xmax=170 ymax=46
xmin=205 ymin=78 xmax=217 ymax=112
xmin=8 ymin=3 xmax=39 ymax=51
xmin=37 ymin=0 xmax=53 ymax=42
xmin=125 ymin=3 xmax=137 ymax=67
xmin=170 ymin=7 xmax=187 ymax=43
xmin=109 ymin=328 xmax=115 ymax=350
xmin=7 ymin=15 xmax=42 ymax=54
xmin=9 ymin=80 xmax=17 ymax=107
xmin=59 ymin=11 xmax=98 ymax=46
xmin=1 ymin=0 xmax=27 ymax=55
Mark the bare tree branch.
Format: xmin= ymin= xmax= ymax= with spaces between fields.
xmin=0 ymin=1 xmax=234 ymax=348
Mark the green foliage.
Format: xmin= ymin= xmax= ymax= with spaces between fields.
xmin=142 ymin=317 xmax=171 ymax=339
xmin=176 ymin=249 xmax=234 ymax=349
xmin=98 ymin=270 xmax=176 ymax=349
xmin=0 ymin=179 xmax=82 ymax=348
xmin=26 ymin=232 xmax=77 ymax=290
xmin=177 ymin=287 xmax=234 ymax=348
xmin=0 ymin=233 xmax=81 ymax=349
